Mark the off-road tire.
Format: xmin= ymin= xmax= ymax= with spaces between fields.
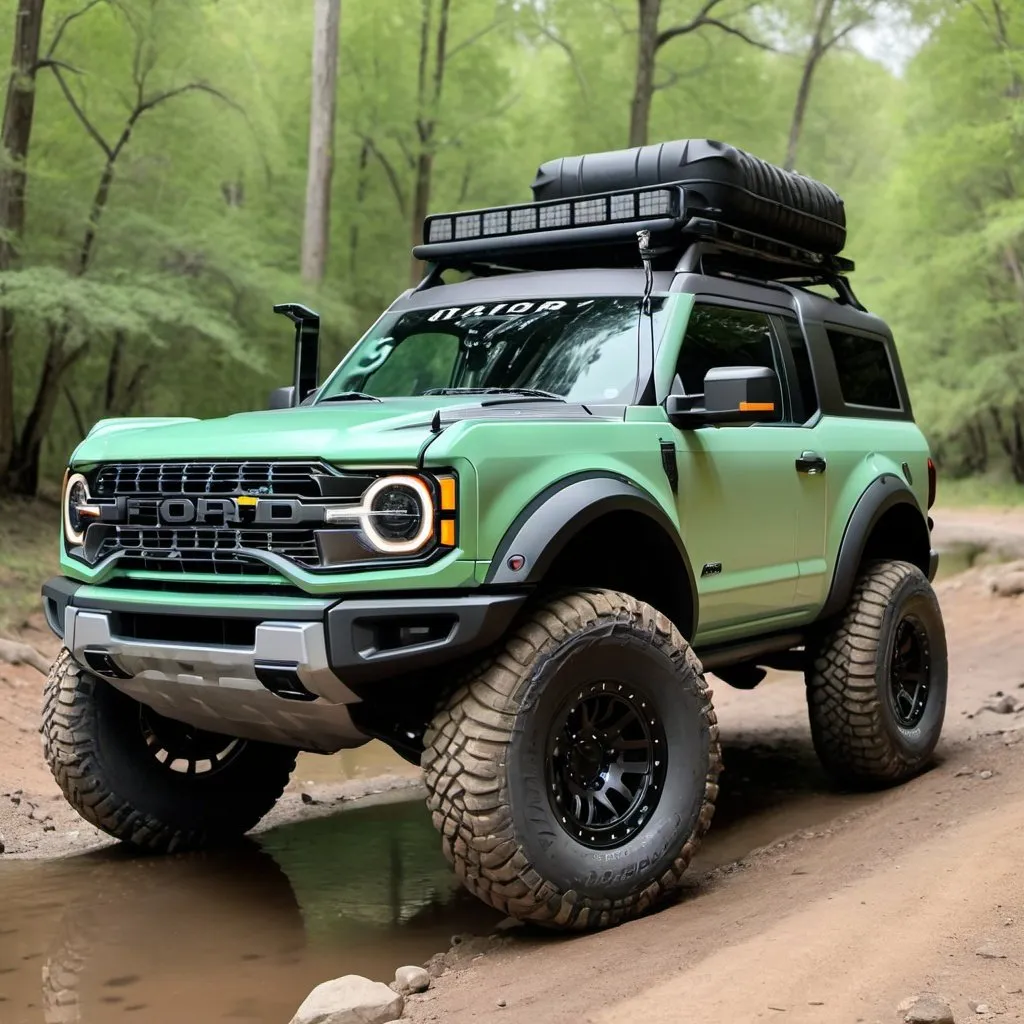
xmin=42 ymin=648 xmax=297 ymax=852
xmin=423 ymin=588 xmax=721 ymax=929
xmin=805 ymin=560 xmax=947 ymax=787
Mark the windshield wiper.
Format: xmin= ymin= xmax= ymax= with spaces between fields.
xmin=421 ymin=387 xmax=565 ymax=401
xmin=317 ymin=391 xmax=383 ymax=403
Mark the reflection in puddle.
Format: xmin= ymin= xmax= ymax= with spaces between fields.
xmin=0 ymin=732 xmax=877 ymax=1023
xmin=0 ymin=800 xmax=497 ymax=1024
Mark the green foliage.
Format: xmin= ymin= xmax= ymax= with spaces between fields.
xmin=0 ymin=0 xmax=1019 ymax=489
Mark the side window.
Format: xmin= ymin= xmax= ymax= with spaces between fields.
xmin=779 ymin=316 xmax=820 ymax=422
xmin=361 ymin=332 xmax=459 ymax=396
xmin=676 ymin=305 xmax=780 ymax=396
xmin=827 ymin=329 xmax=900 ymax=410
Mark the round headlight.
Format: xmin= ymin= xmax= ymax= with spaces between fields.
xmin=63 ymin=472 xmax=91 ymax=546
xmin=360 ymin=476 xmax=434 ymax=554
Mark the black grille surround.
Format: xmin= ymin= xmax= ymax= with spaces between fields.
xmin=92 ymin=461 xmax=331 ymax=499
xmin=95 ymin=526 xmax=322 ymax=575
xmin=75 ymin=460 xmax=448 ymax=578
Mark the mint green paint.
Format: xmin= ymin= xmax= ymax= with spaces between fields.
xmin=57 ymin=297 xmax=932 ymax=648
xmin=74 ymin=585 xmax=331 ymax=615
xmin=61 ymin=544 xmax=480 ymax=594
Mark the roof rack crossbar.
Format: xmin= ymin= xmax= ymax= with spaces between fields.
xmin=413 ymin=189 xmax=853 ymax=284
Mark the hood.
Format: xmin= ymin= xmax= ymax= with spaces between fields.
xmin=70 ymin=396 xmax=603 ymax=466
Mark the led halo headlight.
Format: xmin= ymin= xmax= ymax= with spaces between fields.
xmin=63 ymin=471 xmax=95 ymax=547
xmin=358 ymin=475 xmax=435 ymax=555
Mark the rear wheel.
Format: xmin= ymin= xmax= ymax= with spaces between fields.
xmin=805 ymin=560 xmax=947 ymax=787
xmin=423 ymin=589 xmax=720 ymax=929
xmin=42 ymin=649 xmax=297 ymax=852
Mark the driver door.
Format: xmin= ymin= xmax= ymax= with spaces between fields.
xmin=670 ymin=302 xmax=823 ymax=641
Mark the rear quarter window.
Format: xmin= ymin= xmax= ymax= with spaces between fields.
xmin=827 ymin=329 xmax=901 ymax=410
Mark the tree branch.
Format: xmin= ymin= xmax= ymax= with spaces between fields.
xmin=359 ymin=136 xmax=408 ymax=215
xmin=696 ymin=18 xmax=777 ymax=52
xmin=134 ymin=82 xmax=244 ymax=121
xmin=822 ymin=15 xmax=871 ymax=53
xmin=536 ymin=25 xmax=590 ymax=102
xmin=43 ymin=0 xmax=107 ymax=62
xmin=447 ymin=15 xmax=507 ymax=62
xmin=48 ymin=65 xmax=113 ymax=158
xmin=656 ymin=0 xmax=729 ymax=49
xmin=33 ymin=58 xmax=81 ymax=75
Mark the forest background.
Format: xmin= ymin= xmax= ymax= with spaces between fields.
xmin=1 ymin=0 xmax=1023 ymax=506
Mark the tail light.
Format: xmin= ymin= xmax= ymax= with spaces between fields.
xmin=927 ymin=457 xmax=936 ymax=509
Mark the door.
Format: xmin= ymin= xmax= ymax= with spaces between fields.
xmin=668 ymin=302 xmax=827 ymax=640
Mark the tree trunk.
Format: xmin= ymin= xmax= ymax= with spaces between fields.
xmin=7 ymin=330 xmax=84 ymax=495
xmin=784 ymin=0 xmax=834 ymax=171
xmin=301 ymin=0 xmax=341 ymax=285
xmin=348 ymin=139 xmax=369 ymax=273
xmin=629 ymin=0 xmax=661 ymax=149
xmin=0 ymin=0 xmax=45 ymax=493
xmin=408 ymin=0 xmax=450 ymax=289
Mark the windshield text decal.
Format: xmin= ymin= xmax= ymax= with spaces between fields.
xmin=427 ymin=299 xmax=583 ymax=322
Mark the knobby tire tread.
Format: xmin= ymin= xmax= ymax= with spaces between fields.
xmin=42 ymin=649 xmax=296 ymax=853
xmin=422 ymin=587 xmax=721 ymax=929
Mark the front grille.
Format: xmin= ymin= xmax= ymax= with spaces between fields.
xmin=93 ymin=461 xmax=329 ymax=499
xmin=96 ymin=526 xmax=320 ymax=575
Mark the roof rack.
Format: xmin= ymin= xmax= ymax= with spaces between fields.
xmin=412 ymin=185 xmax=861 ymax=305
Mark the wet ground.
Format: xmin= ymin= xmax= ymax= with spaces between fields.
xmin=1 ymin=508 xmax=1021 ymax=1023
xmin=0 ymin=731 xmax=876 ymax=1024
xmin=0 ymin=795 xmax=495 ymax=1024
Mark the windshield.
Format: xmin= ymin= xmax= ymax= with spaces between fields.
xmin=317 ymin=296 xmax=667 ymax=404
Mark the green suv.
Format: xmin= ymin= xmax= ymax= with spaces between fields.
xmin=41 ymin=140 xmax=946 ymax=929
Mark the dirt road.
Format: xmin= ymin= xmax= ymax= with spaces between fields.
xmin=404 ymin=508 xmax=1024 ymax=1024
xmin=1 ymin=506 xmax=1022 ymax=1024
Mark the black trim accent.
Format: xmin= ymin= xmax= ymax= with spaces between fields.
xmin=659 ymin=440 xmax=679 ymax=493
xmin=326 ymin=593 xmax=527 ymax=685
xmin=484 ymin=472 xmax=698 ymax=636
xmin=928 ymin=549 xmax=939 ymax=582
xmin=41 ymin=576 xmax=332 ymax=624
xmin=820 ymin=476 xmax=927 ymax=619
xmin=41 ymin=577 xmax=82 ymax=639
xmin=254 ymin=662 xmax=319 ymax=702
xmin=697 ymin=631 xmax=804 ymax=671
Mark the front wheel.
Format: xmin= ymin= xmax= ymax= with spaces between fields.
xmin=42 ymin=649 xmax=297 ymax=852
xmin=422 ymin=589 xmax=721 ymax=930
xmin=805 ymin=560 xmax=948 ymax=787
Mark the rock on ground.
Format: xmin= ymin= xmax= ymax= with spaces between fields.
xmin=289 ymin=975 xmax=404 ymax=1024
xmin=900 ymin=993 xmax=955 ymax=1023
xmin=393 ymin=965 xmax=431 ymax=995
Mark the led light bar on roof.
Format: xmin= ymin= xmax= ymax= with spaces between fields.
xmin=423 ymin=185 xmax=680 ymax=246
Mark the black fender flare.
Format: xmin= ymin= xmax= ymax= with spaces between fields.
xmin=484 ymin=472 xmax=699 ymax=636
xmin=820 ymin=473 xmax=930 ymax=619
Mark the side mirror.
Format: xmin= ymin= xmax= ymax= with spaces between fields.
xmin=666 ymin=365 xmax=782 ymax=429
xmin=269 ymin=386 xmax=295 ymax=410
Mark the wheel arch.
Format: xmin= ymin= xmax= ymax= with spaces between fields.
xmin=485 ymin=472 xmax=699 ymax=638
xmin=820 ymin=473 xmax=932 ymax=620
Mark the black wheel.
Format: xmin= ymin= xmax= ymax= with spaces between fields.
xmin=805 ymin=560 xmax=947 ymax=787
xmin=42 ymin=649 xmax=297 ymax=852
xmin=422 ymin=589 xmax=721 ymax=930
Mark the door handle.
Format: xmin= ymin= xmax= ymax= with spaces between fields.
xmin=796 ymin=451 xmax=826 ymax=474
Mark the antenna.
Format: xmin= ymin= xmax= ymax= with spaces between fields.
xmin=635 ymin=229 xmax=657 ymax=404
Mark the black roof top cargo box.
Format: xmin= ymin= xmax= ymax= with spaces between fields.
xmin=531 ymin=139 xmax=846 ymax=255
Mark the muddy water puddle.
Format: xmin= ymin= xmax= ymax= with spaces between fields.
xmin=0 ymin=799 xmax=496 ymax=1024
xmin=0 ymin=736 xmax=873 ymax=1023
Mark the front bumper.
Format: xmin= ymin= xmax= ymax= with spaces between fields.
xmin=43 ymin=577 xmax=526 ymax=752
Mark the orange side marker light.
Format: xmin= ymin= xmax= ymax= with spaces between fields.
xmin=739 ymin=402 xmax=775 ymax=412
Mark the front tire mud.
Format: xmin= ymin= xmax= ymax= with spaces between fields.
xmin=423 ymin=589 xmax=721 ymax=930
xmin=42 ymin=649 xmax=297 ymax=852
